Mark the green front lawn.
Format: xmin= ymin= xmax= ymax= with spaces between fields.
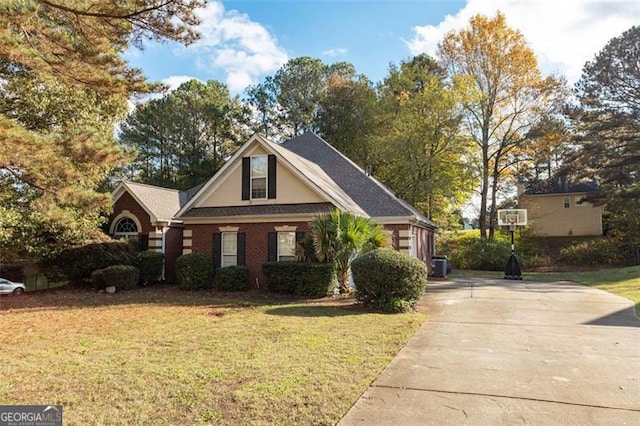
xmin=0 ymin=287 xmax=424 ymax=425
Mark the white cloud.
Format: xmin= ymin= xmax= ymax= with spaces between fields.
xmin=161 ymin=75 xmax=202 ymax=91
xmin=181 ymin=1 xmax=288 ymax=92
xmin=322 ymin=47 xmax=348 ymax=57
xmin=405 ymin=0 xmax=638 ymax=83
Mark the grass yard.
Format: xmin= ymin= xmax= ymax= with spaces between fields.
xmin=0 ymin=286 xmax=424 ymax=425
xmin=451 ymin=265 xmax=640 ymax=315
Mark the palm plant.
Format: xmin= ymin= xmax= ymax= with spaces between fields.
xmin=311 ymin=209 xmax=388 ymax=293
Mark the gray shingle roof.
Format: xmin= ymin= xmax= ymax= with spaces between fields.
xmin=122 ymin=181 xmax=181 ymax=222
xmin=282 ymin=132 xmax=435 ymax=226
xmin=121 ymin=181 xmax=203 ymax=222
xmin=525 ymin=178 xmax=599 ymax=195
xmin=181 ymin=202 xmax=335 ymax=218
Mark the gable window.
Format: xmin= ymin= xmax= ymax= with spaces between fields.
xmin=114 ymin=217 xmax=138 ymax=241
xmin=222 ymin=232 xmax=238 ymax=267
xmin=251 ymin=155 xmax=267 ymax=199
xmin=575 ymin=196 xmax=587 ymax=207
xmin=563 ymin=197 xmax=570 ymax=208
xmin=278 ymin=232 xmax=296 ymax=261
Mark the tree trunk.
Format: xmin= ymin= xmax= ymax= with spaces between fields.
xmin=479 ymin=140 xmax=490 ymax=240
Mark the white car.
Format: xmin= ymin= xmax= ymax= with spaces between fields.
xmin=0 ymin=277 xmax=26 ymax=295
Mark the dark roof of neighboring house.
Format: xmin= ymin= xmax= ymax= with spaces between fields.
xmin=524 ymin=178 xmax=599 ymax=195
xmin=282 ymin=132 xmax=435 ymax=226
xmin=181 ymin=202 xmax=335 ymax=218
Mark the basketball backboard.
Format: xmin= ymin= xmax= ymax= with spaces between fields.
xmin=497 ymin=209 xmax=527 ymax=226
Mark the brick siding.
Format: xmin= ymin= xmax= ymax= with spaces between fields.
xmin=186 ymin=221 xmax=311 ymax=288
xmin=109 ymin=192 xmax=152 ymax=235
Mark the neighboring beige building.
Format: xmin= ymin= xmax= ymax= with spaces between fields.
xmin=518 ymin=179 xmax=603 ymax=237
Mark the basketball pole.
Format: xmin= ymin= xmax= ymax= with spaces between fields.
xmin=504 ymin=224 xmax=523 ymax=280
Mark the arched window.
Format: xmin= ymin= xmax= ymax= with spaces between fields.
xmin=114 ymin=217 xmax=138 ymax=241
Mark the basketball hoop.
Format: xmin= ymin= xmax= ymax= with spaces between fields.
xmin=496 ymin=209 xmax=528 ymax=280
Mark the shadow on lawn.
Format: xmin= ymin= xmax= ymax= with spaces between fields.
xmin=264 ymin=304 xmax=370 ymax=317
xmin=0 ymin=284 xmax=333 ymax=313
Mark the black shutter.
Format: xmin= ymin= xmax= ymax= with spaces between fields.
xmin=267 ymin=232 xmax=277 ymax=261
xmin=268 ymin=154 xmax=277 ymax=199
xmin=212 ymin=233 xmax=222 ymax=270
xmin=237 ymin=232 xmax=246 ymax=266
xmin=295 ymin=231 xmax=305 ymax=244
xmin=139 ymin=234 xmax=149 ymax=251
xmin=242 ymin=157 xmax=250 ymax=200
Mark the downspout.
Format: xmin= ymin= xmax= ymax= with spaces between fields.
xmin=161 ymin=225 xmax=167 ymax=281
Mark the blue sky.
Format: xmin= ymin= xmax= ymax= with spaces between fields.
xmin=124 ymin=0 xmax=639 ymax=94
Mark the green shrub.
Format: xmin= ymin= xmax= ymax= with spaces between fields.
xmin=559 ymin=238 xmax=625 ymax=266
xmin=91 ymin=269 xmax=106 ymax=290
xmin=262 ymin=262 xmax=337 ymax=297
xmin=352 ymin=248 xmax=428 ymax=313
xmin=176 ymin=253 xmax=212 ymax=290
xmin=439 ymin=231 xmax=512 ymax=271
xmin=43 ymin=240 xmax=136 ymax=287
xmin=137 ymin=251 xmax=165 ymax=285
xmin=295 ymin=235 xmax=319 ymax=262
xmin=93 ymin=265 xmax=140 ymax=290
xmin=215 ymin=266 xmax=249 ymax=291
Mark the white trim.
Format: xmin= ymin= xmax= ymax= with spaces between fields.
xmin=250 ymin=154 xmax=268 ymax=200
xmin=183 ymin=230 xmax=193 ymax=237
xmin=109 ymin=211 xmax=143 ymax=235
xmin=176 ymin=134 xmax=271 ymax=216
xmin=111 ymin=181 xmax=159 ymax=223
xmin=182 ymin=239 xmax=192 ymax=247
xmin=182 ymin=248 xmax=192 ymax=255
xmin=277 ymin=231 xmax=296 ymax=261
xmin=175 ymin=134 xmax=367 ymax=218
xmin=221 ymin=232 xmax=238 ymax=267
xmin=274 ymin=225 xmax=297 ymax=232
xmin=182 ymin=214 xmax=320 ymax=225
xmin=219 ymin=226 xmax=240 ymax=232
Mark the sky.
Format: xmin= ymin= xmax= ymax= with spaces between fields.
xmin=123 ymin=0 xmax=639 ymax=95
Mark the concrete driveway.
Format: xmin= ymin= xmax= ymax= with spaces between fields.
xmin=339 ymin=278 xmax=640 ymax=425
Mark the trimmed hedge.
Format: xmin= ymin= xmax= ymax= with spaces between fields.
xmin=352 ymin=248 xmax=428 ymax=313
xmin=176 ymin=253 xmax=212 ymax=290
xmin=137 ymin=251 xmax=164 ymax=285
xmin=44 ymin=240 xmax=136 ymax=287
xmin=92 ymin=265 xmax=140 ymax=291
xmin=215 ymin=266 xmax=249 ymax=291
xmin=262 ymin=262 xmax=337 ymax=297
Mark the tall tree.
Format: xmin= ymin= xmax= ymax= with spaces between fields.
xmin=0 ymin=0 xmax=204 ymax=260
xmin=245 ymin=57 xmax=332 ymax=139
xmin=376 ymin=55 xmax=476 ymax=224
xmin=119 ymin=80 xmax=250 ymax=190
xmin=316 ymin=71 xmax=378 ymax=169
xmin=569 ymin=25 xmax=639 ymax=202
xmin=568 ymin=26 xmax=640 ymax=260
xmin=438 ymin=12 xmax=565 ymax=239
xmin=514 ymin=116 xmax=570 ymax=184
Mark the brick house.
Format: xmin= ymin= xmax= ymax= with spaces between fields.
xmin=108 ymin=181 xmax=202 ymax=281
xmin=518 ymin=178 xmax=603 ymax=237
xmin=174 ymin=132 xmax=437 ymax=287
